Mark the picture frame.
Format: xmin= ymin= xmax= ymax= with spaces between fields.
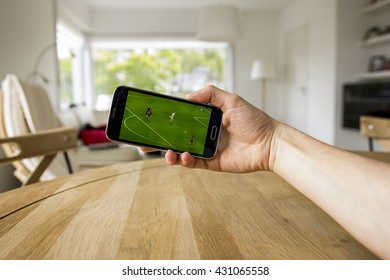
xmin=368 ymin=55 xmax=387 ymax=72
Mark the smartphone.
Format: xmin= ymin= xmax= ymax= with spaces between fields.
xmin=106 ymin=85 xmax=223 ymax=159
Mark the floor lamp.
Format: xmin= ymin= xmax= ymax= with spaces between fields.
xmin=250 ymin=60 xmax=275 ymax=111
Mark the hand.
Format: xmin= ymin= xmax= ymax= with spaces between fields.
xmin=162 ymin=85 xmax=277 ymax=173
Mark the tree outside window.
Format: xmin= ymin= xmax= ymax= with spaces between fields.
xmin=92 ymin=42 xmax=227 ymax=101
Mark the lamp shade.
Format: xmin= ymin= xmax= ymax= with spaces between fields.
xmin=197 ymin=5 xmax=240 ymax=42
xmin=250 ymin=60 xmax=275 ymax=80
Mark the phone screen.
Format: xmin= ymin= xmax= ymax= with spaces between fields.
xmin=117 ymin=88 xmax=215 ymax=156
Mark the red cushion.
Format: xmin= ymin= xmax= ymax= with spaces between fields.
xmin=79 ymin=126 xmax=110 ymax=145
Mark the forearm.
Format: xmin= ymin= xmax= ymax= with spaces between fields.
xmin=270 ymin=123 xmax=390 ymax=259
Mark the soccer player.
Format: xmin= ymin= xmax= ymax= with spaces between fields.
xmin=169 ymin=112 xmax=176 ymax=122
xmin=189 ymin=135 xmax=195 ymax=146
xmin=145 ymin=107 xmax=153 ymax=118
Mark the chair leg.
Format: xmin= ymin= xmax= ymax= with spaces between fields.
xmin=63 ymin=151 xmax=73 ymax=174
xmin=23 ymin=154 xmax=56 ymax=186
xmin=368 ymin=137 xmax=374 ymax=152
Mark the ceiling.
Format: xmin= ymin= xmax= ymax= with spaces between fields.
xmin=81 ymin=0 xmax=294 ymax=11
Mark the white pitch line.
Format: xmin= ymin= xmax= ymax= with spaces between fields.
xmin=125 ymin=107 xmax=176 ymax=149
xmin=200 ymin=106 xmax=211 ymax=114
xmin=123 ymin=116 xmax=167 ymax=146
xmin=193 ymin=116 xmax=208 ymax=128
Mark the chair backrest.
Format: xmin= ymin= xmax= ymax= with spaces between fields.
xmin=2 ymin=74 xmax=62 ymax=133
xmin=1 ymin=74 xmax=71 ymax=183
xmin=360 ymin=115 xmax=390 ymax=151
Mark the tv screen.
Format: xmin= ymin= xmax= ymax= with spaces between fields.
xmin=343 ymin=82 xmax=390 ymax=129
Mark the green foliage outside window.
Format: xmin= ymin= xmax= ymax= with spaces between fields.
xmin=92 ymin=48 xmax=226 ymax=98
xmin=59 ymin=56 xmax=73 ymax=105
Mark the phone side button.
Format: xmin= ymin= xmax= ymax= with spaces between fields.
xmin=210 ymin=126 xmax=218 ymax=140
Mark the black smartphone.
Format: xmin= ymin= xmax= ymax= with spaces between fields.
xmin=106 ymin=85 xmax=223 ymax=159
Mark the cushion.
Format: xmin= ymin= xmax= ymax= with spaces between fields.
xmin=79 ymin=125 xmax=111 ymax=145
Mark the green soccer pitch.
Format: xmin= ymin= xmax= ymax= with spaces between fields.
xmin=119 ymin=90 xmax=211 ymax=155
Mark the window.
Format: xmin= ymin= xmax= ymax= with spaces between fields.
xmin=91 ymin=40 xmax=232 ymax=111
xmin=56 ymin=23 xmax=85 ymax=109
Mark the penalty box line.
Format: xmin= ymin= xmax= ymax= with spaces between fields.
xmin=194 ymin=106 xmax=211 ymax=128
xmin=125 ymin=107 xmax=176 ymax=149
xmin=123 ymin=116 xmax=167 ymax=146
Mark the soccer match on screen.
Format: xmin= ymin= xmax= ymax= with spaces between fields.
xmin=119 ymin=90 xmax=212 ymax=155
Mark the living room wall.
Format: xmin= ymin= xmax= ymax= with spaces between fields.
xmin=0 ymin=0 xmax=58 ymax=190
xmin=277 ymin=0 xmax=338 ymax=145
xmin=0 ymin=0 xmax=58 ymax=102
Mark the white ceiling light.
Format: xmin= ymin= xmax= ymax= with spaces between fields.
xmin=197 ymin=5 xmax=240 ymax=42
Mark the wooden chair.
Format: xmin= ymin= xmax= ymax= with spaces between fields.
xmin=1 ymin=74 xmax=142 ymax=187
xmin=0 ymin=83 xmax=77 ymax=185
xmin=0 ymin=126 xmax=77 ymax=186
xmin=0 ymin=74 xmax=77 ymax=185
xmin=360 ymin=115 xmax=390 ymax=151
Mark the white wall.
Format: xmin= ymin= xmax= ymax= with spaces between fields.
xmin=91 ymin=9 xmax=197 ymax=36
xmin=278 ymin=0 xmax=338 ymax=144
xmin=0 ymin=0 xmax=58 ymax=190
xmin=235 ymin=11 xmax=279 ymax=111
xmin=56 ymin=0 xmax=90 ymax=32
xmin=0 ymin=0 xmax=58 ymax=102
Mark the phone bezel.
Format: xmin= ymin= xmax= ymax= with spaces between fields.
xmin=106 ymin=85 xmax=223 ymax=159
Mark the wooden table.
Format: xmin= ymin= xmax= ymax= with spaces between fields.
xmin=0 ymin=155 xmax=384 ymax=260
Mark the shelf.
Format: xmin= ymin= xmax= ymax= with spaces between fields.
xmin=363 ymin=33 xmax=390 ymax=46
xmin=358 ymin=70 xmax=390 ymax=80
xmin=362 ymin=0 xmax=390 ymax=14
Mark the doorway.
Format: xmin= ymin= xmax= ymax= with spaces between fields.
xmin=283 ymin=24 xmax=310 ymax=132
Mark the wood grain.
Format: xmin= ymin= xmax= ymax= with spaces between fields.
xmin=0 ymin=154 xmax=385 ymax=260
xmin=360 ymin=116 xmax=390 ymax=151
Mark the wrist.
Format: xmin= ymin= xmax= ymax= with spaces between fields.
xmin=268 ymin=121 xmax=309 ymax=174
xmin=268 ymin=120 xmax=284 ymax=173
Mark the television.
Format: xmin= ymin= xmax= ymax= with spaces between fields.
xmin=342 ymin=81 xmax=390 ymax=129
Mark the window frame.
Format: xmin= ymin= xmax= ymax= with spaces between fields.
xmin=56 ymin=32 xmax=235 ymax=111
xmin=88 ymin=37 xmax=234 ymax=110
